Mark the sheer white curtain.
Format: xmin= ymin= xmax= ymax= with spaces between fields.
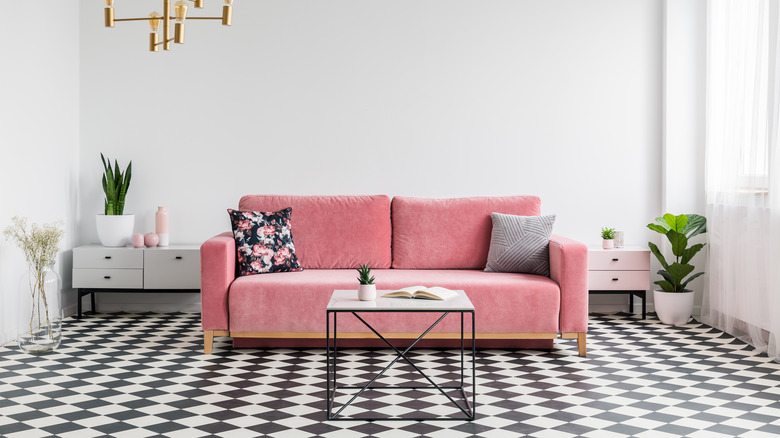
xmin=704 ymin=0 xmax=780 ymax=362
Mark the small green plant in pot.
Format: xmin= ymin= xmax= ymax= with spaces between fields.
xmin=647 ymin=213 xmax=707 ymax=325
xmin=95 ymin=154 xmax=135 ymax=247
xmin=356 ymin=264 xmax=376 ymax=301
xmin=601 ymin=227 xmax=616 ymax=249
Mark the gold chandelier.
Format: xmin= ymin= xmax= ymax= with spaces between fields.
xmin=104 ymin=0 xmax=234 ymax=52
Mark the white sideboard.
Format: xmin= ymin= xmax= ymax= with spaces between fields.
xmin=72 ymin=244 xmax=200 ymax=318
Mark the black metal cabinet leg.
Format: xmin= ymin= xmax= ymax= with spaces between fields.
xmin=77 ymin=289 xmax=82 ymax=319
xmin=90 ymin=292 xmax=96 ymax=314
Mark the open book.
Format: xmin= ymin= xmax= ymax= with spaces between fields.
xmin=382 ymin=286 xmax=458 ymax=301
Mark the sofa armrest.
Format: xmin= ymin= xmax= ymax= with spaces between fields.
xmin=201 ymin=231 xmax=236 ymax=331
xmin=549 ymin=234 xmax=588 ymax=333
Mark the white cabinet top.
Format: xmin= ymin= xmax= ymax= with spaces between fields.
xmin=588 ymin=245 xmax=649 ymax=253
xmin=74 ymin=244 xmax=201 ymax=251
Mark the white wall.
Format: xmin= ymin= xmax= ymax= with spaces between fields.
xmin=78 ymin=0 xmax=663 ymax=312
xmin=663 ymin=0 xmax=707 ymax=314
xmin=0 ymin=3 xmax=80 ymax=344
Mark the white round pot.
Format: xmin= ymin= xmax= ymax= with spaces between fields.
xmin=653 ymin=290 xmax=694 ymax=325
xmin=358 ymin=284 xmax=377 ymax=301
xmin=602 ymin=239 xmax=615 ymax=249
xmin=96 ymin=214 xmax=135 ymax=247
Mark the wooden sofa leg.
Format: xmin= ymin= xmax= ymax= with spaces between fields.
xmin=204 ymin=330 xmax=214 ymax=354
xmin=578 ymin=332 xmax=586 ymax=357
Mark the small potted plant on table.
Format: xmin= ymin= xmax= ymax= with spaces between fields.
xmin=647 ymin=213 xmax=707 ymax=325
xmin=601 ymin=227 xmax=616 ymax=249
xmin=356 ymin=264 xmax=376 ymax=301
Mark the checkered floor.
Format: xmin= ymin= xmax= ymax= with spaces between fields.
xmin=2 ymin=313 xmax=780 ymax=437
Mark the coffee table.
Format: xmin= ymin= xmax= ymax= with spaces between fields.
xmin=326 ymin=289 xmax=476 ymax=421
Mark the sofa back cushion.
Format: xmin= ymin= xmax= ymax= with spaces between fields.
xmin=391 ymin=196 xmax=542 ymax=269
xmin=238 ymin=195 xmax=392 ymax=269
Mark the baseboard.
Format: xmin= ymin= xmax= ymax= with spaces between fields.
xmin=63 ymin=304 xmax=78 ymax=318
xmin=96 ymin=303 xmax=201 ymax=313
xmin=589 ymin=304 xmax=703 ymax=319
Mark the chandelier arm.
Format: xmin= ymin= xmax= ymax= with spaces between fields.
xmin=114 ymin=17 xmax=158 ymax=22
xmin=105 ymin=0 xmax=232 ymax=51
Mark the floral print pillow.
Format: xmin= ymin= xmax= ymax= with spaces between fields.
xmin=227 ymin=208 xmax=302 ymax=276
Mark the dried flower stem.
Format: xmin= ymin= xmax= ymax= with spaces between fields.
xmin=3 ymin=217 xmax=64 ymax=341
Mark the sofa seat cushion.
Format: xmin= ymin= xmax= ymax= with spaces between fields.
xmin=238 ymin=195 xmax=391 ymax=269
xmin=391 ymin=196 xmax=542 ymax=269
xmin=228 ymin=269 xmax=561 ymax=335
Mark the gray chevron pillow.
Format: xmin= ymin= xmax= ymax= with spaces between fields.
xmin=484 ymin=213 xmax=556 ymax=276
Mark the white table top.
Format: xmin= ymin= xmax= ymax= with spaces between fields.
xmin=327 ymin=290 xmax=475 ymax=312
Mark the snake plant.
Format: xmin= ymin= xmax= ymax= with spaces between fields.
xmin=356 ymin=264 xmax=375 ymax=285
xmin=101 ymin=153 xmax=132 ymax=215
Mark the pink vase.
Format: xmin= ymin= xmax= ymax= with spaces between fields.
xmin=131 ymin=233 xmax=145 ymax=248
xmin=144 ymin=232 xmax=159 ymax=248
xmin=155 ymin=206 xmax=169 ymax=247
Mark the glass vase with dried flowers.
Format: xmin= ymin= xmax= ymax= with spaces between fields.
xmin=3 ymin=217 xmax=65 ymax=354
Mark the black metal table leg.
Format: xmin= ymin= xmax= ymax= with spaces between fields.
xmin=327 ymin=309 xmax=475 ymax=421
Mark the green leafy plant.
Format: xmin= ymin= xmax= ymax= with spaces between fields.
xmin=647 ymin=213 xmax=707 ymax=292
xmin=356 ymin=264 xmax=375 ymax=285
xmin=601 ymin=227 xmax=616 ymax=240
xmin=100 ymin=153 xmax=132 ymax=215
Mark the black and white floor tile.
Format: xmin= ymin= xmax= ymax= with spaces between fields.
xmin=2 ymin=312 xmax=780 ymax=437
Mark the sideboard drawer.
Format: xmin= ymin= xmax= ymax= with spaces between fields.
xmin=144 ymin=249 xmax=200 ymax=289
xmin=73 ymin=247 xmax=143 ymax=269
xmin=588 ymin=270 xmax=650 ymax=291
xmin=589 ymin=250 xmax=650 ymax=271
xmin=73 ymin=268 xmax=143 ymax=289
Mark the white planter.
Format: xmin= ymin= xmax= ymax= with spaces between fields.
xmin=602 ymin=239 xmax=615 ymax=249
xmin=653 ymin=290 xmax=694 ymax=325
xmin=96 ymin=214 xmax=135 ymax=247
xmin=358 ymin=284 xmax=377 ymax=301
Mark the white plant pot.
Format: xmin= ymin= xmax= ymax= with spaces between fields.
xmin=358 ymin=284 xmax=377 ymax=301
xmin=96 ymin=214 xmax=135 ymax=247
xmin=653 ymin=290 xmax=694 ymax=325
xmin=602 ymin=239 xmax=615 ymax=249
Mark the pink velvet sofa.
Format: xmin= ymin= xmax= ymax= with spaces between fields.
xmin=201 ymin=195 xmax=589 ymax=356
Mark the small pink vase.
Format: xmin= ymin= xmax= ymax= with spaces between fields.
xmin=131 ymin=233 xmax=145 ymax=248
xmin=144 ymin=232 xmax=159 ymax=248
xmin=155 ymin=206 xmax=169 ymax=247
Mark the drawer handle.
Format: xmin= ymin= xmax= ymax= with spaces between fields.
xmin=612 ymin=258 xmax=619 ymax=261
xmin=612 ymin=278 xmax=619 ymax=281
xmin=104 ymin=276 xmax=111 ymax=279
xmin=175 ymin=256 xmax=183 ymax=260
xmin=105 ymin=256 xmax=112 ymax=259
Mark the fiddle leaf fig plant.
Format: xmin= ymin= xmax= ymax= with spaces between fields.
xmin=647 ymin=213 xmax=707 ymax=292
